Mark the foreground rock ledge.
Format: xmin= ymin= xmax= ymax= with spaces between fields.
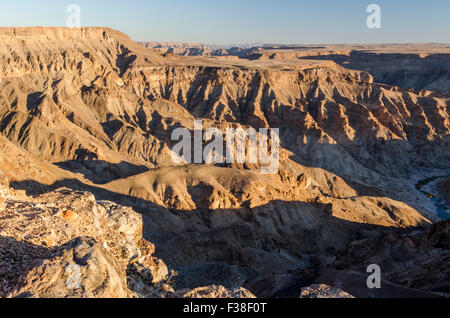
xmin=0 ymin=183 xmax=254 ymax=298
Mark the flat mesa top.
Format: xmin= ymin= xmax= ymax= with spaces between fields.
xmin=246 ymin=43 xmax=450 ymax=54
xmin=149 ymin=43 xmax=450 ymax=71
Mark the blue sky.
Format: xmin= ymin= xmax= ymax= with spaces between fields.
xmin=0 ymin=0 xmax=449 ymax=44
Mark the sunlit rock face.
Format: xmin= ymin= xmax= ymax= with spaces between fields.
xmin=0 ymin=27 xmax=449 ymax=298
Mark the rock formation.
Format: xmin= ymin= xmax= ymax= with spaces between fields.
xmin=0 ymin=27 xmax=449 ymax=298
xmin=140 ymin=42 xmax=214 ymax=57
xmin=300 ymin=284 xmax=354 ymax=298
xmin=152 ymin=43 xmax=450 ymax=94
xmin=0 ymin=181 xmax=170 ymax=298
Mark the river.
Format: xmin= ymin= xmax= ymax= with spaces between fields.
xmin=415 ymin=176 xmax=450 ymax=221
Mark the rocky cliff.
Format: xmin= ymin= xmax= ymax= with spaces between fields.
xmin=0 ymin=28 xmax=449 ymax=298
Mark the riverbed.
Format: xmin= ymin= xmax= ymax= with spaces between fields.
xmin=415 ymin=176 xmax=450 ymax=221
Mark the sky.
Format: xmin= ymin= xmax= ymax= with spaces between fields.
xmin=0 ymin=0 xmax=449 ymax=45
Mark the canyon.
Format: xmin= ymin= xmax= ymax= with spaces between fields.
xmin=0 ymin=27 xmax=449 ymax=298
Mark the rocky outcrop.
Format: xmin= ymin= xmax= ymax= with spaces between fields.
xmin=300 ymin=284 xmax=354 ymax=298
xmin=140 ymin=42 xmax=214 ymax=57
xmin=0 ymin=186 xmax=172 ymax=298
xmin=303 ymin=50 xmax=450 ymax=94
xmin=9 ymin=237 xmax=131 ymax=298
xmin=172 ymin=285 xmax=256 ymax=298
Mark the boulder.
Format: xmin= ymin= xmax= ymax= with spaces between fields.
xmin=300 ymin=284 xmax=354 ymax=298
